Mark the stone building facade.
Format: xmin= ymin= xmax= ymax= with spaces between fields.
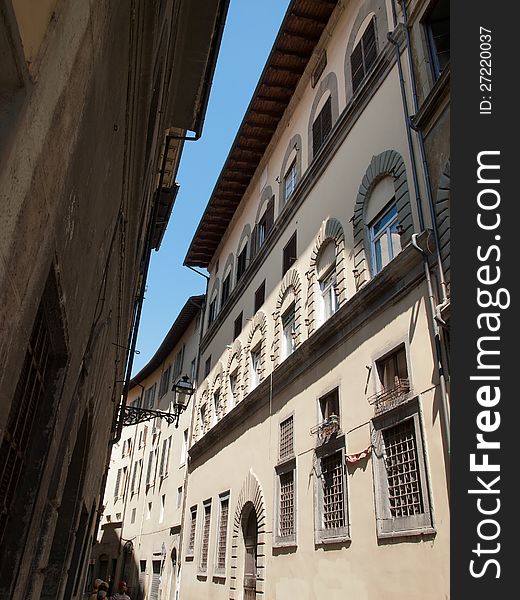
xmin=0 ymin=1 xmax=228 ymax=599
xmin=180 ymin=0 xmax=450 ymax=599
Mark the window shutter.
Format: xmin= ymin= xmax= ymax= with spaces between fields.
xmin=351 ymin=42 xmax=364 ymax=93
xmin=159 ymin=439 xmax=167 ymax=477
xmin=265 ymin=196 xmax=275 ymax=232
xmin=312 ymin=115 xmax=322 ymax=157
xmin=250 ymin=225 xmax=258 ymax=260
xmin=317 ymin=241 xmax=336 ymax=280
xmin=146 ymin=451 xmax=153 ymax=486
xmin=321 ymin=96 xmax=332 ymax=140
xmin=114 ymin=469 xmax=122 ymax=498
xmin=363 ymin=17 xmax=377 ymax=72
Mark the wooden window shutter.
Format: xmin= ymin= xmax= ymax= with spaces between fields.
xmin=363 ymin=17 xmax=377 ymax=72
xmin=265 ymin=196 xmax=275 ymax=232
xmin=312 ymin=115 xmax=322 ymax=157
xmin=250 ymin=225 xmax=258 ymax=260
xmin=351 ymin=42 xmax=364 ymax=93
xmin=321 ymin=96 xmax=332 ymax=140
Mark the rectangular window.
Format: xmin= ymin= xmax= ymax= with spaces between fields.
xmin=159 ymin=365 xmax=172 ymax=398
xmin=279 ymin=416 xmax=294 ymax=461
xmin=369 ymin=202 xmax=401 ymax=274
xmin=250 ymin=346 xmax=261 ymax=390
xmin=282 ymin=302 xmax=296 ymax=359
xmin=181 ymin=428 xmax=188 ymax=465
xmin=221 ymin=272 xmax=231 ymax=306
xmin=319 ymin=388 xmax=340 ymax=423
xmin=315 ymin=442 xmax=349 ymax=543
xmin=311 ymin=50 xmax=327 ymax=87
xmin=159 ymin=437 xmax=171 ymax=479
xmin=146 ymin=450 xmax=154 ymax=488
xmin=215 ymin=493 xmax=230 ymax=574
xmin=177 ymin=486 xmax=183 ymax=509
xmin=131 ymin=508 xmax=136 ymax=524
xmin=425 ymin=0 xmax=450 ymax=78
xmin=282 ymin=231 xmax=297 ymax=276
xmin=114 ymin=468 xmax=122 ymax=499
xmin=312 ymin=95 xmax=332 ymax=157
xmin=146 ymin=502 xmax=152 ymax=520
xmin=234 ymin=312 xmax=243 ymax=341
xmin=373 ymin=345 xmax=410 ymax=414
xmin=159 ymin=494 xmax=166 ymax=523
xmin=275 ymin=459 xmax=296 ymax=546
xmin=188 ymin=506 xmax=197 ymax=556
xmin=208 ymin=297 xmax=217 ymax=326
xmin=284 ymin=159 xmax=298 ymax=201
xmin=190 ymin=358 xmax=197 ymax=384
xmin=144 ymin=383 xmax=157 ymax=409
xmin=351 ymin=16 xmax=377 ymax=93
xmin=254 ymin=280 xmax=265 ymax=313
xmin=131 ymin=460 xmax=141 ymax=495
xmin=199 ymin=500 xmax=212 ymax=573
xmin=319 ymin=268 xmax=338 ymax=323
xmin=204 ymin=355 xmax=211 ymax=378
xmin=139 ymin=426 xmax=148 ymax=449
xmin=236 ymin=244 xmax=248 ymax=282
xmin=371 ymin=399 xmax=433 ymax=537
xmin=172 ymin=345 xmax=185 ymax=380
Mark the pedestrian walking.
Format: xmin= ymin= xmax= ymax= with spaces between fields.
xmin=110 ymin=580 xmax=131 ymax=600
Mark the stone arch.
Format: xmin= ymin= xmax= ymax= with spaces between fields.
xmin=272 ymin=269 xmax=303 ymax=367
xmin=225 ymin=339 xmax=243 ymax=409
xmin=255 ymin=185 xmax=274 ymax=224
xmin=278 ymin=135 xmax=303 ymax=211
xmin=435 ymin=159 xmax=450 ymax=287
xmin=229 ymin=471 xmax=266 ymax=600
xmin=306 ymin=218 xmax=347 ymax=333
xmin=352 ymin=149 xmax=413 ymax=288
xmin=242 ymin=311 xmax=268 ymax=394
xmin=308 ymin=72 xmax=339 ymax=164
xmin=344 ymin=0 xmax=387 ymax=102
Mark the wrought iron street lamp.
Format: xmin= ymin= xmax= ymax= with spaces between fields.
xmin=171 ymin=375 xmax=195 ymax=428
xmin=120 ymin=375 xmax=195 ymax=428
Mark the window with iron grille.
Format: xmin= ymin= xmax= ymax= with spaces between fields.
xmin=350 ymin=16 xmax=377 ymax=93
xmin=279 ymin=416 xmax=294 ymax=461
xmin=215 ymin=493 xmax=229 ymax=574
xmin=234 ymin=312 xmax=243 ymax=341
xmin=274 ymin=458 xmax=296 ymax=546
xmin=159 ymin=365 xmax=172 ymax=398
xmin=0 ymin=301 xmax=64 ymax=548
xmin=371 ymin=398 xmax=433 ymax=537
xmin=424 ymin=0 xmax=450 ymax=79
xmin=314 ymin=438 xmax=349 ymax=543
xmin=187 ymin=506 xmax=197 ymax=556
xmin=199 ymin=501 xmax=212 ymax=573
xmin=282 ymin=231 xmax=297 ymax=276
xmin=254 ymin=280 xmax=265 ymax=313
xmin=312 ymin=95 xmax=332 ymax=157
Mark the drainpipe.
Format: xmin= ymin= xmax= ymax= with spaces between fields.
xmin=388 ymin=11 xmax=450 ymax=456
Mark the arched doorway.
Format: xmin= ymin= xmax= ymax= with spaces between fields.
xmin=242 ymin=505 xmax=258 ymax=600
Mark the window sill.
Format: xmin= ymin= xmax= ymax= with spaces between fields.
xmin=315 ymin=534 xmax=351 ymax=546
xmin=377 ymin=526 xmax=436 ymax=540
xmin=273 ymin=539 xmax=297 ymax=550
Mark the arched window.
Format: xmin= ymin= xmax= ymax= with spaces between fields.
xmin=221 ymin=254 xmax=235 ymax=307
xmin=226 ymin=339 xmax=242 ymax=410
xmin=308 ymin=73 xmax=339 ymax=162
xmin=236 ymin=225 xmax=251 ymax=284
xmin=279 ymin=135 xmax=302 ymax=208
xmin=244 ymin=312 xmax=267 ymax=393
xmin=350 ymin=14 xmax=377 ymax=93
xmin=252 ymin=187 xmax=275 ymax=257
xmin=316 ymin=241 xmax=339 ymax=324
xmin=273 ymin=269 xmax=302 ymax=366
xmin=207 ymin=281 xmax=219 ymax=328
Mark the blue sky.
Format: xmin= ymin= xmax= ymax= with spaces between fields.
xmin=132 ymin=0 xmax=291 ymax=375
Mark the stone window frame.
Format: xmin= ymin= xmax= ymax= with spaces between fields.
xmin=194 ymin=383 xmax=209 ymax=442
xmin=307 ymin=72 xmax=339 ymax=164
xmin=370 ymin=396 xmax=436 ymax=539
xmin=313 ymin=434 xmax=350 ymax=544
xmin=213 ymin=490 xmax=231 ymax=578
xmin=272 ymin=269 xmax=302 ymax=367
xmin=226 ymin=339 xmax=243 ymax=410
xmin=198 ymin=498 xmax=212 ymax=576
xmin=352 ymin=150 xmax=413 ymax=290
xmin=242 ymin=311 xmax=268 ymax=395
xmin=305 ymin=218 xmax=347 ymax=334
xmin=210 ymin=364 xmax=224 ymax=425
xmin=273 ymin=456 xmax=297 ymax=548
xmin=343 ymin=0 xmax=388 ymax=102
xmin=186 ymin=504 xmax=198 ymax=560
xmin=279 ymin=135 xmax=302 ymax=210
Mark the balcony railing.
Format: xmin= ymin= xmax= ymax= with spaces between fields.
xmin=368 ymin=378 xmax=412 ymax=415
xmin=310 ymin=414 xmax=340 ymax=443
